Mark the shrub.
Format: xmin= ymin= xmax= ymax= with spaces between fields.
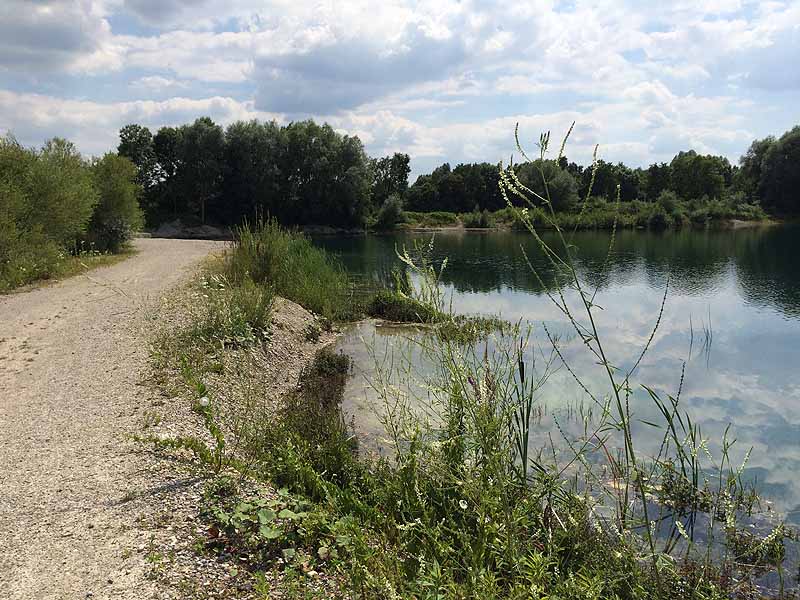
xmin=366 ymin=290 xmax=442 ymax=323
xmin=373 ymin=193 xmax=403 ymax=230
xmin=648 ymin=205 xmax=671 ymax=230
xmin=461 ymin=206 xmax=494 ymax=228
xmin=401 ymin=211 xmax=459 ymax=228
xmin=88 ymin=153 xmax=144 ymax=252
xmin=26 ymin=138 xmax=98 ymax=248
xmin=0 ymin=135 xmax=146 ymax=291
xmin=656 ymin=189 xmax=680 ymax=214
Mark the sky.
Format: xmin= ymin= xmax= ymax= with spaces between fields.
xmin=0 ymin=0 xmax=798 ymax=177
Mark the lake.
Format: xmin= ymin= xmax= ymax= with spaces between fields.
xmin=313 ymin=226 xmax=800 ymax=524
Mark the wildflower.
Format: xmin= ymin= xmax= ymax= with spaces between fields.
xmin=198 ymin=396 xmax=210 ymax=407
xmin=459 ymin=499 xmax=468 ymax=510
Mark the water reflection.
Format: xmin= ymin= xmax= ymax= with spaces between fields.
xmin=314 ymin=226 xmax=800 ymax=522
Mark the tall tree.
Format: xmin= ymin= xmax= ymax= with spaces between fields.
xmin=117 ymin=124 xmax=156 ymax=190
xmin=222 ymin=120 xmax=284 ymax=223
xmin=645 ymin=163 xmax=671 ymax=201
xmin=151 ymin=126 xmax=182 ymax=219
xmin=178 ymin=117 xmax=224 ymax=224
xmin=669 ymin=151 xmax=729 ymax=200
xmin=736 ymin=136 xmax=775 ymax=202
xmin=759 ymin=126 xmax=800 ymax=214
xmin=371 ymin=153 xmax=411 ymax=208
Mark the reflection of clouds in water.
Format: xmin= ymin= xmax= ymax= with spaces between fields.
xmin=327 ymin=227 xmax=800 ymax=515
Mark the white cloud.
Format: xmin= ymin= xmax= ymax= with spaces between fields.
xmin=0 ymin=0 xmax=797 ymax=171
xmin=0 ymin=90 xmax=278 ymax=155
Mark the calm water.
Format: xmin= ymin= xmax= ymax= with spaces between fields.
xmin=313 ymin=226 xmax=800 ymax=523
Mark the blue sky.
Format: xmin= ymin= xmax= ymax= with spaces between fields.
xmin=1 ymin=0 xmax=798 ymax=177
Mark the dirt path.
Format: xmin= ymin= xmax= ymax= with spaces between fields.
xmin=0 ymin=238 xmax=224 ymax=600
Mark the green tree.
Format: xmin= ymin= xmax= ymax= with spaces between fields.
xmin=645 ymin=163 xmax=671 ymax=201
xmin=669 ymin=151 xmax=730 ymax=200
xmin=736 ymin=136 xmax=775 ymax=202
xmin=371 ymin=153 xmax=411 ymax=208
xmin=29 ymin=138 xmax=98 ymax=246
xmin=760 ymin=126 xmax=800 ymax=214
xmin=178 ymin=117 xmax=224 ymax=224
xmin=117 ymin=124 xmax=156 ymax=190
xmin=222 ymin=119 xmax=284 ymax=223
xmin=516 ymin=159 xmax=579 ymax=211
xmin=88 ymin=153 xmax=143 ymax=252
xmin=151 ymin=126 xmax=183 ymax=219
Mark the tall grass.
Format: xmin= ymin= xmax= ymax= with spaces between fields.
xmin=225 ymin=218 xmax=352 ymax=320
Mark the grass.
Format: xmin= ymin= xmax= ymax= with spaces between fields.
xmin=0 ymin=244 xmax=135 ymax=294
xmin=400 ymin=210 xmax=461 ymax=228
xmin=225 ymin=219 xmax=355 ymax=321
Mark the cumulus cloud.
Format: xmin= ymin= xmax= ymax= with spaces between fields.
xmin=0 ymin=0 xmax=797 ymax=172
xmin=0 ymin=90 xmax=277 ymax=155
xmin=254 ymin=23 xmax=467 ymax=113
xmin=0 ymin=0 xmax=113 ymax=72
xmin=123 ymin=0 xmax=209 ymax=25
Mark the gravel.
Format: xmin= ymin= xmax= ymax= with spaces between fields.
xmin=0 ymin=238 xmax=224 ymax=599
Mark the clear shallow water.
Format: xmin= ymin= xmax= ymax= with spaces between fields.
xmin=313 ymin=226 xmax=800 ymax=523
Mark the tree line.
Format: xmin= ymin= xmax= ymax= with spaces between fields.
xmin=118 ymin=118 xmax=799 ymax=230
xmin=406 ymin=126 xmax=800 ymax=216
xmin=118 ymin=118 xmax=410 ymax=229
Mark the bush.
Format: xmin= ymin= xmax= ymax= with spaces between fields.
xmin=648 ymin=206 xmax=670 ymax=230
xmin=401 ymin=211 xmax=459 ymax=228
xmin=191 ymin=276 xmax=274 ymax=348
xmin=461 ymin=207 xmax=494 ymax=228
xmin=373 ymin=193 xmax=403 ymax=230
xmin=366 ymin=290 xmax=442 ymax=323
xmin=656 ymin=190 xmax=680 ymax=214
xmin=26 ymin=138 xmax=99 ymax=248
xmin=88 ymin=154 xmax=144 ymax=252
xmin=226 ymin=219 xmax=352 ymax=320
xmin=0 ymin=135 xmax=144 ymax=291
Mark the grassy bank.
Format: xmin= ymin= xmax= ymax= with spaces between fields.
xmin=145 ymin=216 xmax=792 ymax=599
xmin=390 ymin=197 xmax=769 ymax=232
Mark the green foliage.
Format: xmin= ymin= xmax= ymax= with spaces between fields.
xmin=366 ymin=290 xmax=442 ymax=323
xmin=400 ymin=210 xmax=460 ymax=228
xmin=120 ymin=117 xmax=374 ymax=229
xmin=514 ymin=158 xmax=580 ymax=211
xmin=225 ymin=219 xmax=353 ymax=320
xmin=89 ymin=153 xmax=144 ymax=252
xmin=759 ymin=126 xmax=800 ymax=214
xmin=371 ymin=152 xmax=410 ymax=207
xmin=0 ymin=135 xmax=138 ymax=290
xmin=670 ymin=150 xmax=731 ymax=201
xmin=118 ymin=123 xmax=157 ymax=191
xmin=656 ymin=189 xmax=679 ymax=214
xmin=189 ymin=275 xmax=274 ymax=349
xmin=26 ymin=137 xmax=99 ymax=247
xmin=373 ymin=193 xmax=404 ymax=230
xmin=178 ymin=117 xmax=225 ymax=224
xmin=406 ymin=162 xmax=503 ymax=213
xmin=460 ymin=206 xmax=495 ymax=228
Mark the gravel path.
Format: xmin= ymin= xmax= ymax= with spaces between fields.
xmin=0 ymin=239 xmax=224 ymax=600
